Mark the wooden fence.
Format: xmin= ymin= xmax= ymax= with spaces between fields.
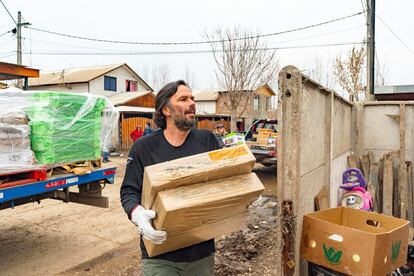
xmin=121 ymin=117 xmax=153 ymax=148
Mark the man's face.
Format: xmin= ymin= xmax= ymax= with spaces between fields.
xmin=164 ymin=85 xmax=196 ymax=131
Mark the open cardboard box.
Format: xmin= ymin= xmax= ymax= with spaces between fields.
xmin=143 ymin=173 xmax=264 ymax=257
xmin=301 ymin=207 xmax=409 ymax=275
xmin=142 ymin=144 xmax=255 ymax=209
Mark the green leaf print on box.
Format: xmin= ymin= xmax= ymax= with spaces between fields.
xmin=391 ymin=240 xmax=401 ymax=263
xmin=323 ymin=244 xmax=343 ymax=265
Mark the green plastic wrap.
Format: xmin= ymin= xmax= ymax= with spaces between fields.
xmin=0 ymin=89 xmax=118 ymax=171
xmin=24 ymin=92 xmax=110 ymax=164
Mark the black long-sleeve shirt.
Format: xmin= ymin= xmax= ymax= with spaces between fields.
xmin=120 ymin=128 xmax=220 ymax=262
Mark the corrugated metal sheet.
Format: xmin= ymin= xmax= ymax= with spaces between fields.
xmin=28 ymin=64 xmax=124 ymax=86
xmin=193 ymin=89 xmax=220 ymax=101
xmin=108 ymin=91 xmax=153 ymax=106
xmin=116 ymin=106 xmax=155 ymax=113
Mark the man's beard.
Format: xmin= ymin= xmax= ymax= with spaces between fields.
xmin=171 ymin=107 xmax=196 ymax=131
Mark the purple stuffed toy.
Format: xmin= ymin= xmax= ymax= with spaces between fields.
xmin=340 ymin=168 xmax=373 ymax=211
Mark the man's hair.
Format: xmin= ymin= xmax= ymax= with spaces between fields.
xmin=154 ymin=80 xmax=189 ymax=129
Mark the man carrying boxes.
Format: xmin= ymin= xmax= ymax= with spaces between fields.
xmin=120 ymin=80 xmax=264 ymax=275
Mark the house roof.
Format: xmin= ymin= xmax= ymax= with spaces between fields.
xmin=28 ymin=63 xmax=153 ymax=91
xmin=0 ymin=62 xmax=39 ymax=80
xmin=108 ymin=91 xmax=154 ymax=106
xmin=115 ymin=106 xmax=155 ymax=113
xmin=255 ymin=84 xmax=276 ymax=97
xmin=193 ymin=89 xmax=220 ymax=101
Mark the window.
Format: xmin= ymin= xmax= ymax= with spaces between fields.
xmin=266 ymin=96 xmax=277 ymax=110
xmin=126 ymin=80 xmax=138 ymax=92
xmin=104 ymin=76 xmax=117 ymax=91
xmin=253 ymin=95 xmax=260 ymax=110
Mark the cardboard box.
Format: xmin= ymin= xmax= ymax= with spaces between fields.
xmin=257 ymin=128 xmax=272 ymax=134
xmin=142 ymin=144 xmax=255 ymax=208
xmin=301 ymin=207 xmax=409 ymax=276
xmin=144 ymin=172 xmax=264 ymax=257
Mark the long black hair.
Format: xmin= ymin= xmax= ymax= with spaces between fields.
xmin=153 ymin=80 xmax=189 ymax=129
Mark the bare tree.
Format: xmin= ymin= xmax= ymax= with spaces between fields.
xmin=140 ymin=64 xmax=150 ymax=84
xmin=158 ymin=64 xmax=170 ymax=89
xmin=375 ymin=60 xmax=387 ymax=86
xmin=306 ymin=55 xmax=336 ymax=89
xmin=140 ymin=64 xmax=171 ymax=92
xmin=184 ymin=65 xmax=197 ymax=88
xmin=334 ymin=46 xmax=366 ymax=101
xmin=204 ymin=26 xmax=279 ymax=131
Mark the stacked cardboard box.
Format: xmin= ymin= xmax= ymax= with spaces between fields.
xmin=253 ymin=128 xmax=277 ymax=147
xmin=142 ymin=144 xmax=264 ymax=257
xmin=25 ymin=92 xmax=106 ymax=164
xmin=0 ymin=112 xmax=34 ymax=171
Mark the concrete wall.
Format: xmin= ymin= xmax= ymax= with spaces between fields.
xmin=276 ymin=66 xmax=353 ymax=275
xmin=356 ymin=102 xmax=414 ymax=162
xmin=276 ymin=66 xmax=414 ymax=275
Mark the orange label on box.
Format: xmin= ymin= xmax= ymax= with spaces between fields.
xmin=208 ymin=146 xmax=249 ymax=161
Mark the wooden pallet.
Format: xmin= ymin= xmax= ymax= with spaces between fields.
xmin=47 ymin=159 xmax=102 ymax=176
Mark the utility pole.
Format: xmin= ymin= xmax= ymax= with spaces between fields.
xmin=366 ymin=0 xmax=376 ymax=96
xmin=16 ymin=11 xmax=31 ymax=65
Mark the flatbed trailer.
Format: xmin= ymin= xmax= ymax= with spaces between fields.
xmin=0 ymin=167 xmax=116 ymax=210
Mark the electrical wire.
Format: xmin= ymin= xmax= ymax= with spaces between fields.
xmin=0 ymin=52 xmax=15 ymax=59
xmin=274 ymin=24 xmax=364 ymax=45
xmin=27 ymin=25 xmax=364 ymax=53
xmin=0 ymin=0 xmax=16 ymax=25
xmin=27 ymin=11 xmax=364 ymax=46
xmin=29 ymin=37 xmax=132 ymax=52
xmin=0 ymin=36 xmax=14 ymax=47
xmin=0 ymin=29 xmax=11 ymax=38
xmin=376 ymin=13 xmax=414 ymax=57
xmin=22 ymin=41 xmax=364 ymax=56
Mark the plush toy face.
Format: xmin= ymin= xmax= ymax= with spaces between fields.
xmin=340 ymin=187 xmax=373 ymax=211
xmin=342 ymin=193 xmax=363 ymax=209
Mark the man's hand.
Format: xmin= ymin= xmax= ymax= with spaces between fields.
xmin=131 ymin=205 xmax=167 ymax=244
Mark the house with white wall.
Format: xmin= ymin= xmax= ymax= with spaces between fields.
xmin=28 ymin=63 xmax=152 ymax=96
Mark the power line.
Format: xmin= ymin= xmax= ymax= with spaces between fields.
xmin=28 ymin=37 xmax=133 ymax=52
xmin=22 ymin=41 xmax=364 ymax=56
xmin=0 ymin=37 xmax=15 ymax=47
xmin=275 ymin=24 xmax=364 ymax=45
xmin=376 ymin=13 xmax=414 ymax=57
xmin=0 ymin=29 xmax=11 ymax=38
xmin=0 ymin=0 xmax=16 ymax=25
xmin=0 ymin=53 xmax=15 ymax=59
xmin=27 ymin=11 xmax=364 ymax=46
xmin=27 ymin=25 xmax=364 ymax=53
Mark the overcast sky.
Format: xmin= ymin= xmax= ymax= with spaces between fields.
xmin=0 ymin=0 xmax=413 ymax=91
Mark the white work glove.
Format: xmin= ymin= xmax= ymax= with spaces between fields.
xmin=131 ymin=205 xmax=167 ymax=244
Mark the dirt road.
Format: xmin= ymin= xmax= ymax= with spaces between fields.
xmin=0 ymin=156 xmax=276 ymax=276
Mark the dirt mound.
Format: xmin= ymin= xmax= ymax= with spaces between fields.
xmin=215 ymin=196 xmax=278 ymax=276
